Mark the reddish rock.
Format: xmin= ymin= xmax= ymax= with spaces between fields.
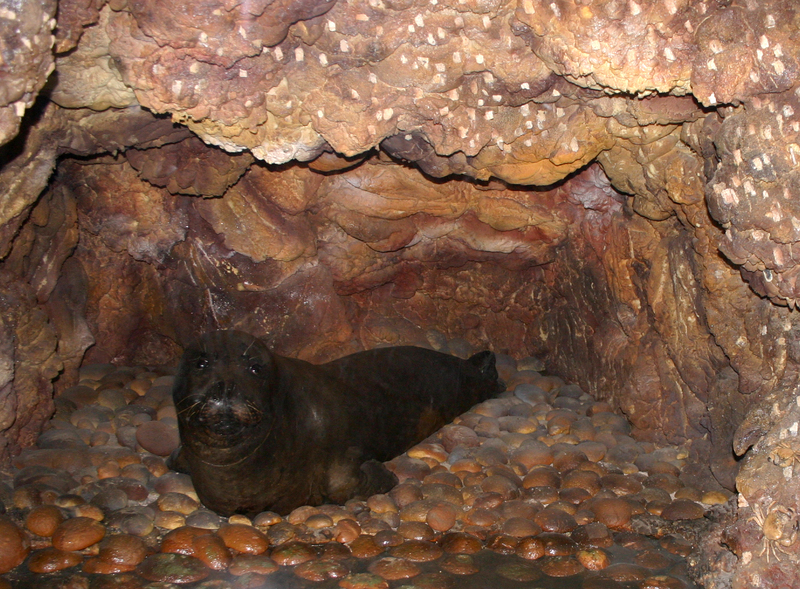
xmin=135 ymin=420 xmax=180 ymax=457
xmin=0 ymin=517 xmax=30 ymax=573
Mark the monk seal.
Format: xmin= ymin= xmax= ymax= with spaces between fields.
xmin=171 ymin=329 xmax=505 ymax=516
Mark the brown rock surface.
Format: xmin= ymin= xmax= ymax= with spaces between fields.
xmin=5 ymin=0 xmax=800 ymax=586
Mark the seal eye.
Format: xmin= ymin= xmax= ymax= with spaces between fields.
xmin=249 ymin=363 xmax=265 ymax=376
xmin=195 ymin=357 xmax=209 ymax=370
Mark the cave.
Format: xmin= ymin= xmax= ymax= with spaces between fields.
xmin=2 ymin=0 xmax=800 ymax=586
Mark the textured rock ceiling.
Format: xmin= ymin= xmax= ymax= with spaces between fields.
xmin=4 ymin=0 xmax=800 ymax=586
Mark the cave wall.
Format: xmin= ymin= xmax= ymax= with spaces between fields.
xmin=4 ymin=0 xmax=800 ymax=585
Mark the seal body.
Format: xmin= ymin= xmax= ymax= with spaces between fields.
xmin=172 ymin=330 xmax=505 ymax=516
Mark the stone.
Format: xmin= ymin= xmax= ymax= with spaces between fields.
xmin=135 ymin=420 xmax=180 ymax=457
xmin=0 ymin=516 xmax=29 ymax=573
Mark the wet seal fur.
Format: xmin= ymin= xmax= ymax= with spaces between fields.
xmin=171 ymin=329 xmax=505 ymax=516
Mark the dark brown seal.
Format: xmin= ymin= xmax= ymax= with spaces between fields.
xmin=171 ymin=330 xmax=504 ymax=516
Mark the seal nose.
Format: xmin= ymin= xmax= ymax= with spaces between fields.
xmin=205 ymin=380 xmax=237 ymax=403
xmin=198 ymin=380 xmax=246 ymax=436
xmin=200 ymin=381 xmax=237 ymax=418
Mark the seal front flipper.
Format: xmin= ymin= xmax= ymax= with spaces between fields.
xmin=355 ymin=459 xmax=399 ymax=498
xmin=325 ymin=452 xmax=398 ymax=504
xmin=467 ymin=350 xmax=505 ymax=391
xmin=167 ymin=446 xmax=190 ymax=474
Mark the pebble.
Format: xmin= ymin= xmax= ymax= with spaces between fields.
xmin=135 ymin=420 xmax=180 ymax=456
xmin=25 ymin=504 xmax=65 ymax=537
xmin=2 ymin=347 xmax=708 ymax=589
xmin=294 ymin=559 xmax=350 ymax=581
xmin=660 ymin=499 xmax=705 ymax=521
xmin=27 ymin=547 xmax=83 ymax=573
xmin=542 ymin=555 xmax=584 ymax=577
xmin=136 ymin=553 xmax=210 ymax=583
xmin=216 ymin=524 xmax=269 ymax=554
xmin=590 ymin=497 xmax=633 ymax=530
xmin=192 ymin=532 xmax=232 ymax=570
xmin=389 ymin=539 xmax=443 ymax=561
xmin=338 ymin=572 xmax=389 ymax=589
xmin=98 ymin=533 xmax=148 ymax=566
xmin=368 ymin=557 xmax=420 ymax=580
xmin=185 ymin=509 xmax=222 ymax=529
xmin=52 ymin=516 xmax=106 ymax=551
xmin=158 ymin=492 xmax=200 ymax=515
xmin=228 ymin=554 xmax=279 ymax=576
xmin=577 ymin=547 xmax=611 ymax=570
xmin=0 ymin=516 xmax=30 ymax=574
xmin=270 ymin=541 xmax=316 ymax=565
xmin=496 ymin=560 xmax=542 ymax=581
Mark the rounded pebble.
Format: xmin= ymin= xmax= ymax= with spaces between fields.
xmin=228 ymin=554 xmax=279 ymax=576
xmin=98 ymin=533 xmax=148 ymax=566
xmin=338 ymin=573 xmax=389 ymax=589
xmin=136 ymin=553 xmax=210 ymax=583
xmin=496 ymin=561 xmax=542 ymax=582
xmin=270 ymin=541 xmax=316 ymax=566
xmin=27 ymin=547 xmax=83 ymax=573
xmin=660 ymin=499 xmax=705 ymax=521
xmin=439 ymin=554 xmax=479 ymax=575
xmin=368 ymin=557 xmax=420 ymax=580
xmin=26 ymin=505 xmax=65 ymax=537
xmin=52 ymin=517 xmax=106 ymax=551
xmin=541 ymin=555 xmax=584 ymax=577
xmin=294 ymin=559 xmax=350 ymax=581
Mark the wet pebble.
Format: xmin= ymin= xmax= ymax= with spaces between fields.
xmin=534 ymin=506 xmax=577 ymax=533
xmin=185 ymin=509 xmax=222 ymax=530
xmin=216 ymin=524 xmax=269 ymax=555
xmin=368 ymin=557 xmax=420 ymax=580
xmin=502 ymin=516 xmax=542 ymax=537
xmin=270 ymin=541 xmax=316 ymax=566
xmin=27 ymin=547 xmax=83 ymax=573
xmin=97 ymin=533 xmax=148 ymax=566
xmin=135 ymin=421 xmax=180 ymax=457
xmin=425 ymin=502 xmax=457 ymax=532
xmin=192 ymin=532 xmax=231 ymax=570
xmin=4 ymin=348 xmax=713 ymax=589
xmin=641 ymin=575 xmax=689 ymax=589
xmin=294 ymin=559 xmax=350 ymax=581
xmin=589 ymin=497 xmax=632 ymax=530
xmin=496 ymin=560 xmax=542 ymax=582
xmin=158 ymin=492 xmax=200 ymax=515
xmin=390 ymin=539 xmax=443 ymax=562
xmin=659 ymin=534 xmax=694 ymax=557
xmin=350 ymin=535 xmax=384 ymax=558
xmin=439 ymin=532 xmax=482 ymax=554
xmin=338 ymin=572 xmax=389 ymax=589
xmin=397 ymin=521 xmax=435 ymax=541
xmin=52 ymin=516 xmax=106 ymax=551
xmin=598 ymin=562 xmax=650 ymax=582
xmin=577 ymin=547 xmax=611 ymax=570
xmin=136 ymin=553 xmax=210 ymax=583
xmin=660 ymin=499 xmax=704 ymax=521
xmin=26 ymin=504 xmax=65 ymax=537
xmin=515 ymin=536 xmax=545 ymax=560
xmin=439 ymin=553 xmax=478 ymax=575
xmin=572 ymin=522 xmax=614 ymax=548
xmin=541 ymin=555 xmax=584 ymax=577
xmin=228 ymin=554 xmax=278 ymax=576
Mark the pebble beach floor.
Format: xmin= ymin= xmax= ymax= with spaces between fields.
xmin=0 ymin=339 xmax=730 ymax=589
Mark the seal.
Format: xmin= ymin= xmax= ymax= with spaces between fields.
xmin=171 ymin=329 xmax=505 ymax=516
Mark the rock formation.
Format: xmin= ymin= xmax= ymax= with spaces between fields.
xmin=3 ymin=0 xmax=800 ymax=585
